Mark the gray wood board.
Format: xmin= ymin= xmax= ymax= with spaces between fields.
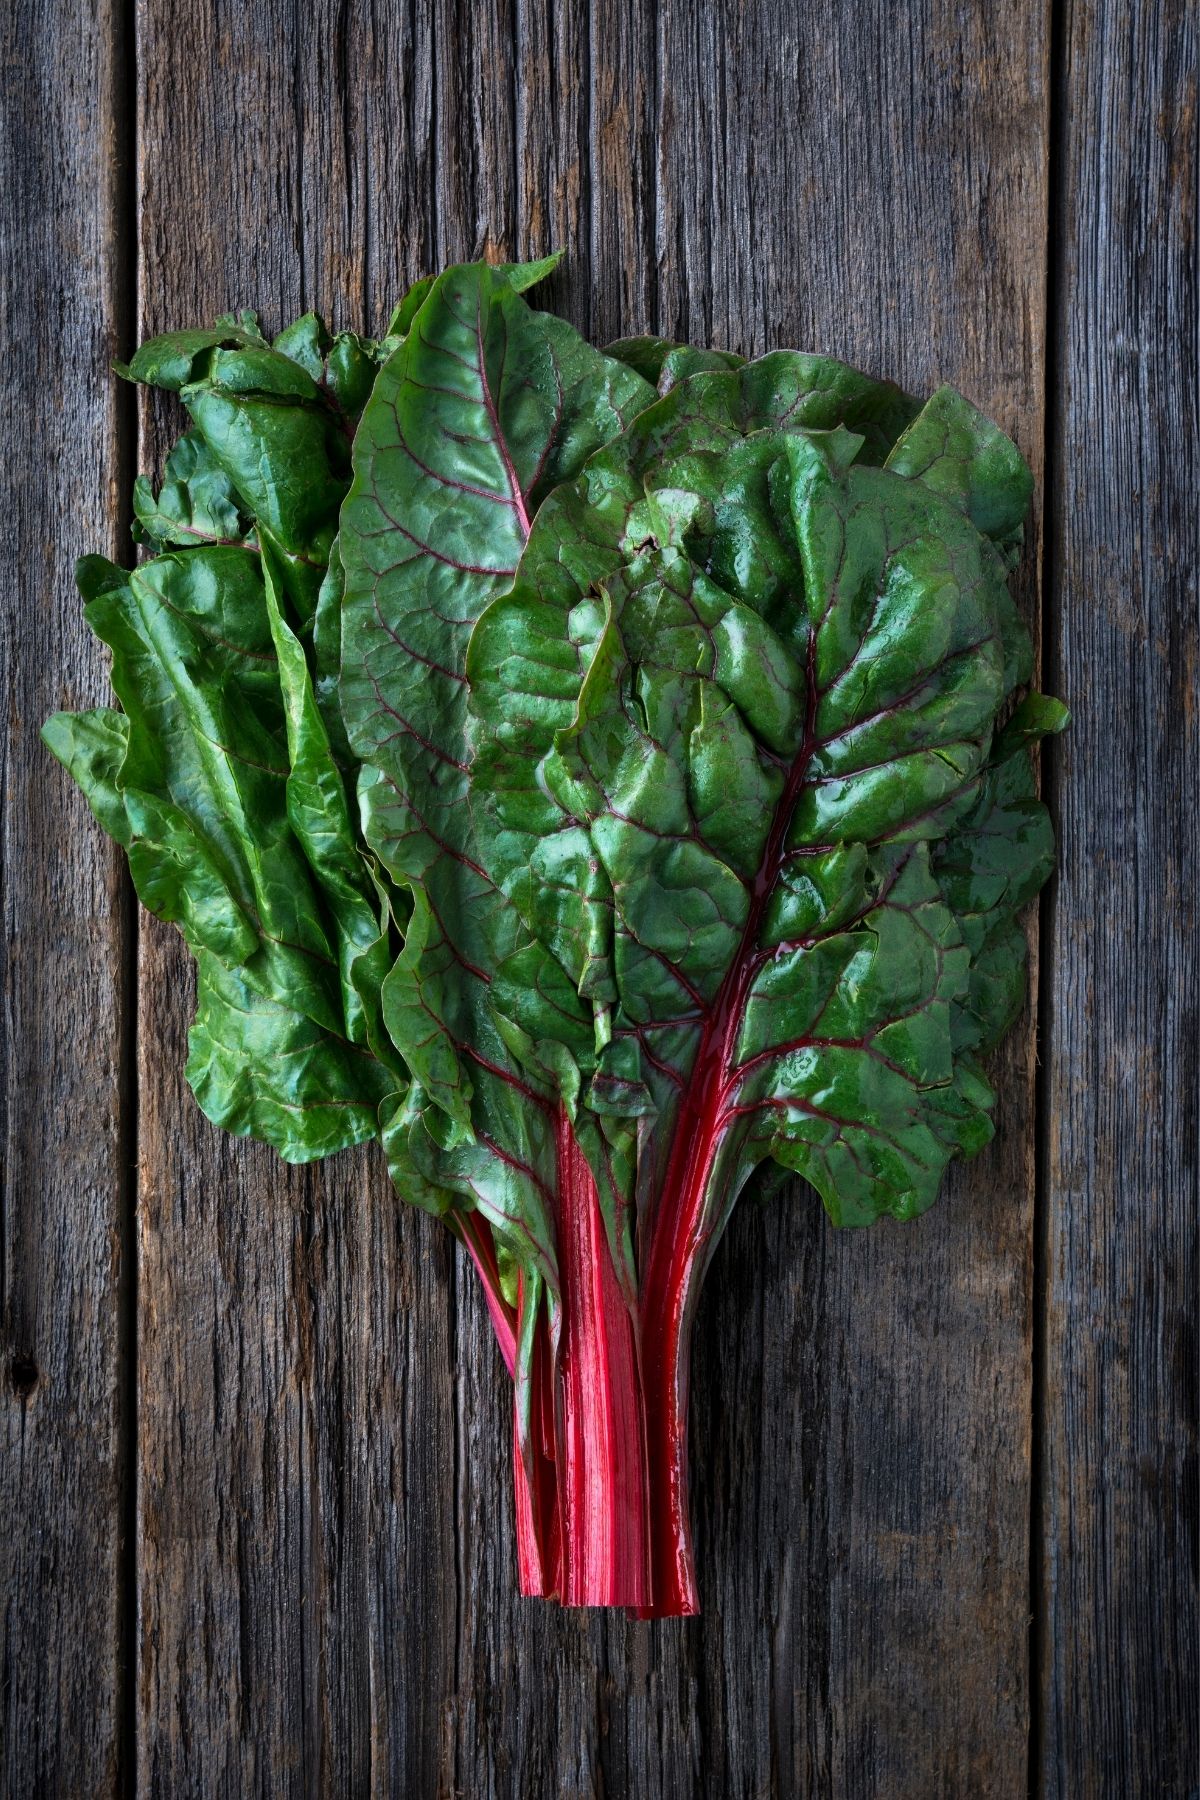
xmin=0 ymin=3 xmax=133 ymax=1794
xmin=1039 ymin=0 xmax=1199 ymax=1792
xmin=133 ymin=4 xmax=456 ymax=1796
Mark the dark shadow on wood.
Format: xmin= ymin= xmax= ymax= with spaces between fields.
xmin=1029 ymin=0 xmax=1069 ymax=1791
xmin=114 ymin=0 xmax=141 ymax=1791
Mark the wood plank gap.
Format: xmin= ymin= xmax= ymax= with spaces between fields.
xmin=1029 ymin=0 xmax=1070 ymax=1787
xmin=650 ymin=0 xmax=662 ymax=338
xmin=113 ymin=0 xmax=141 ymax=1784
xmin=512 ymin=0 xmax=523 ymax=252
xmin=1029 ymin=4 xmax=1068 ymax=1789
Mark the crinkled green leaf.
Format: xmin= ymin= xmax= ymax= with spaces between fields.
xmin=45 ymin=257 xmax=1067 ymax=1623
xmin=188 ymin=952 xmax=387 ymax=1163
xmin=41 ymin=707 xmax=131 ymax=844
xmin=122 ymin=302 xmax=408 ymax=626
xmin=467 ymin=364 xmax=1058 ymax=1229
xmin=933 ymin=692 xmax=1068 ymax=1054
xmin=42 ymin=288 xmax=421 ymax=1160
xmin=885 ymin=383 xmax=1033 ymax=561
xmin=259 ymin=535 xmax=399 ymax=1063
xmin=339 ymin=260 xmax=655 ymax=1279
xmin=180 ymin=380 xmax=344 ymax=573
xmin=383 ymin=252 xmax=562 ymax=345
xmin=132 ymin=432 xmax=245 ymax=551
xmin=49 ymin=261 xmax=1060 ymax=1260
xmin=116 ymin=315 xmax=266 ymax=389
xmin=43 ymin=545 xmax=397 ymax=1150
xmin=606 ymin=335 xmax=747 ymax=391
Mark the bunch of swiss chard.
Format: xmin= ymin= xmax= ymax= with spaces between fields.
xmin=45 ymin=255 xmax=1066 ymax=1617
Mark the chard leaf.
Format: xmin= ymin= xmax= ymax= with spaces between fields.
xmin=45 ymin=262 xmax=1065 ymax=1619
xmin=116 ymin=316 xmax=268 ymax=389
xmin=44 ymin=543 xmax=396 ymax=1158
xmin=43 ymin=295 xmax=419 ymax=1161
xmin=259 ymin=535 xmax=397 ymax=1060
xmin=606 ymin=335 xmax=747 ymax=391
xmin=40 ymin=707 xmax=131 ymax=844
xmin=885 ymin=383 xmax=1033 ymax=560
xmin=338 ymin=260 xmax=654 ymax=1277
xmin=383 ymin=251 xmax=562 ymax=341
xmin=467 ymin=365 xmax=1057 ymax=1229
xmin=132 ymin=432 xmax=245 ymax=551
xmin=122 ymin=299 xmax=414 ymax=623
xmin=187 ymin=952 xmax=388 ymax=1164
xmin=933 ymin=692 xmax=1068 ymax=1054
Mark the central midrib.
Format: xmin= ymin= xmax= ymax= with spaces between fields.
xmin=644 ymin=631 xmax=821 ymax=1273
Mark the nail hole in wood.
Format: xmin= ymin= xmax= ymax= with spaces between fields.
xmin=9 ymin=1353 xmax=38 ymax=1399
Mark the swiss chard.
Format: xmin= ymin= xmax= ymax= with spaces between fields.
xmin=45 ymin=257 xmax=1065 ymax=1617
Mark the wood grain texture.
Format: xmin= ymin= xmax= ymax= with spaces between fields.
xmin=0 ymin=3 xmax=133 ymax=1794
xmin=134 ymin=6 xmax=456 ymax=1794
xmin=1040 ymin=1 xmax=1199 ymax=1793
xmin=589 ymin=0 xmax=660 ymax=341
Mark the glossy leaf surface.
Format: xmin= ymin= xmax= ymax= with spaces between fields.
xmin=44 ymin=258 xmax=1064 ymax=1618
xmin=338 ymin=261 xmax=654 ymax=1274
xmin=45 ymin=298 xmax=414 ymax=1159
xmin=467 ymin=364 xmax=1063 ymax=1228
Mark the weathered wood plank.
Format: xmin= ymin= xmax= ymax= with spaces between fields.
xmin=514 ymin=0 xmax=592 ymax=322
xmin=0 ymin=4 xmax=133 ymax=1794
xmin=430 ymin=0 xmax=519 ymax=269
xmin=17 ymin=0 xmax=1198 ymax=1793
xmin=133 ymin=6 xmax=456 ymax=1794
xmin=1040 ymin=1 xmax=1198 ymax=1792
xmin=656 ymin=2 xmax=1051 ymax=1794
xmin=588 ymin=0 xmax=659 ymax=341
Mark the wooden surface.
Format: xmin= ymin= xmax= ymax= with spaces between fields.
xmin=1 ymin=1 xmax=1194 ymax=1794
xmin=0 ymin=3 xmax=134 ymax=1794
xmin=1039 ymin=1 xmax=1198 ymax=1795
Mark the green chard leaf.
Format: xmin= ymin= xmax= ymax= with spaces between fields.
xmin=339 ymin=259 xmax=654 ymax=1282
xmin=46 ymin=260 xmax=586 ymax=1179
xmin=337 ymin=261 xmax=659 ymax=1542
xmin=43 ymin=286 xmax=439 ymax=1160
xmin=45 ymin=540 xmax=396 ymax=1161
xmin=606 ymin=334 xmax=748 ymax=391
xmin=466 ymin=361 xmax=1059 ymax=1230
